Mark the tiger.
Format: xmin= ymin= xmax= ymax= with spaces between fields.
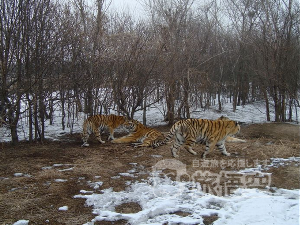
xmin=216 ymin=116 xmax=246 ymax=143
xmin=111 ymin=119 xmax=165 ymax=147
xmin=153 ymin=118 xmax=241 ymax=158
xmin=81 ymin=114 xmax=127 ymax=147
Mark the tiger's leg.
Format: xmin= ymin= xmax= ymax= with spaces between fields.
xmin=171 ymin=133 xmax=185 ymax=157
xmin=201 ymin=144 xmax=210 ymax=159
xmin=131 ymin=141 xmax=150 ymax=148
xmin=171 ymin=142 xmax=181 ymax=158
xmin=81 ymin=124 xmax=90 ymax=147
xmin=201 ymin=140 xmax=217 ymax=159
xmin=132 ymin=142 xmax=150 ymax=148
xmin=94 ymin=128 xmax=105 ymax=144
xmin=135 ymin=137 xmax=156 ymax=148
xmin=226 ymin=136 xmax=246 ymax=143
xmin=132 ymin=142 xmax=142 ymax=147
xmin=183 ymin=139 xmax=197 ymax=155
xmin=184 ymin=145 xmax=197 ymax=155
xmin=81 ymin=132 xmax=90 ymax=147
xmin=111 ymin=135 xmax=136 ymax=143
xmin=216 ymin=142 xmax=230 ymax=156
xmin=107 ymin=127 xmax=115 ymax=140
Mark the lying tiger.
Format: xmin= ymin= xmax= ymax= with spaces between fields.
xmin=153 ymin=116 xmax=244 ymax=158
xmin=81 ymin=114 xmax=127 ymax=147
xmin=111 ymin=119 xmax=165 ymax=147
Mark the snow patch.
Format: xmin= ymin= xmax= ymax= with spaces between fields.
xmin=13 ymin=220 xmax=29 ymax=225
xmin=54 ymin=179 xmax=68 ymax=182
xmin=58 ymin=206 xmax=68 ymax=211
xmin=75 ymin=177 xmax=299 ymax=225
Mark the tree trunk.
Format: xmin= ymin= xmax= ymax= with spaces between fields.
xmin=143 ymin=97 xmax=147 ymax=125
xmin=166 ymin=84 xmax=175 ymax=125
xmin=263 ymin=88 xmax=270 ymax=121
xmin=26 ymin=94 xmax=33 ymax=142
xmin=217 ymin=89 xmax=222 ymax=111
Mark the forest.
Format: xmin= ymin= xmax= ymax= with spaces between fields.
xmin=1 ymin=0 xmax=299 ymax=144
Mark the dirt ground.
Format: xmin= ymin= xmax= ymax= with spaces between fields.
xmin=0 ymin=123 xmax=299 ymax=225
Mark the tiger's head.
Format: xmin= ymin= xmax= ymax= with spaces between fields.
xmin=120 ymin=115 xmax=129 ymax=124
xmin=217 ymin=115 xmax=230 ymax=121
xmin=218 ymin=116 xmax=241 ymax=135
xmin=226 ymin=120 xmax=241 ymax=135
xmin=123 ymin=119 xmax=141 ymax=132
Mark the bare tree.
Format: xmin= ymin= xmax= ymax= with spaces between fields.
xmin=143 ymin=0 xmax=195 ymax=124
xmin=253 ymin=0 xmax=300 ymax=121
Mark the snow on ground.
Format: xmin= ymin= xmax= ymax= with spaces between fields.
xmin=74 ymin=171 xmax=299 ymax=225
xmin=72 ymin=157 xmax=300 ymax=225
xmin=12 ymin=220 xmax=29 ymax=225
xmin=6 ymin=100 xmax=300 ymax=225
xmin=134 ymin=100 xmax=278 ymax=126
xmin=58 ymin=206 xmax=69 ymax=211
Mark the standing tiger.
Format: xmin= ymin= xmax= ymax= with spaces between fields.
xmin=81 ymin=114 xmax=127 ymax=147
xmin=153 ymin=118 xmax=241 ymax=158
xmin=111 ymin=119 xmax=165 ymax=147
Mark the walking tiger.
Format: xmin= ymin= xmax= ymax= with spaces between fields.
xmin=153 ymin=117 xmax=242 ymax=158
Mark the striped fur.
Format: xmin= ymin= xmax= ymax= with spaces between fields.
xmin=81 ymin=114 xmax=127 ymax=147
xmin=217 ymin=116 xmax=246 ymax=143
xmin=111 ymin=119 xmax=165 ymax=147
xmin=153 ymin=118 xmax=241 ymax=158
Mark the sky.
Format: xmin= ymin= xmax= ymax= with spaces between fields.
xmin=86 ymin=0 xmax=220 ymax=22
xmin=102 ymin=0 xmax=146 ymax=20
xmin=109 ymin=0 xmax=143 ymax=11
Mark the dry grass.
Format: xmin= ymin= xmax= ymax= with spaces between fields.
xmin=37 ymin=169 xmax=64 ymax=180
xmin=0 ymin=123 xmax=299 ymax=224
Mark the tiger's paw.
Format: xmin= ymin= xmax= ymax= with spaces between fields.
xmin=222 ymin=152 xmax=231 ymax=156
xmin=188 ymin=149 xmax=197 ymax=155
xmin=132 ymin=143 xmax=144 ymax=148
xmin=111 ymin=139 xmax=121 ymax=144
xmin=172 ymin=151 xmax=179 ymax=158
xmin=82 ymin=143 xmax=90 ymax=147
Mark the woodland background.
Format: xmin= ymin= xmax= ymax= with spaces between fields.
xmin=1 ymin=0 xmax=299 ymax=144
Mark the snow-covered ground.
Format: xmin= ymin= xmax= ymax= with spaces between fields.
xmin=5 ymin=100 xmax=300 ymax=225
xmin=75 ymin=178 xmax=299 ymax=225
xmin=13 ymin=158 xmax=300 ymax=225
xmin=71 ymin=154 xmax=300 ymax=225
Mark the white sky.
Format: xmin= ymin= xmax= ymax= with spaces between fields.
xmin=87 ymin=0 xmax=213 ymax=21
xmin=109 ymin=0 xmax=142 ymax=11
xmin=105 ymin=0 xmax=146 ymax=20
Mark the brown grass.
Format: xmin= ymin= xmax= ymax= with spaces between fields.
xmin=0 ymin=123 xmax=299 ymax=224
